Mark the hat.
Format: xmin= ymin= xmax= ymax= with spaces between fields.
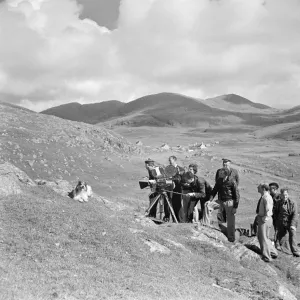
xmin=269 ymin=182 xmax=279 ymax=189
xmin=145 ymin=158 xmax=154 ymax=164
xmin=222 ymin=158 xmax=232 ymax=163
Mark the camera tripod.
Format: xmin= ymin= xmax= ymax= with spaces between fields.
xmin=145 ymin=191 xmax=178 ymax=223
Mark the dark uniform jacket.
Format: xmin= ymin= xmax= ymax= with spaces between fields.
xmin=172 ymin=165 xmax=185 ymax=189
xmin=211 ymin=178 xmax=240 ymax=209
xmin=273 ymin=198 xmax=298 ymax=229
xmin=181 ymin=175 xmax=206 ymax=200
xmin=215 ymin=168 xmax=239 ymax=186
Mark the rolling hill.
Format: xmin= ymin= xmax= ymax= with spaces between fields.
xmin=99 ymin=92 xmax=279 ymax=128
xmin=40 ymin=92 xmax=277 ymax=128
xmin=204 ymin=94 xmax=274 ymax=113
xmin=41 ymin=100 xmax=125 ymax=124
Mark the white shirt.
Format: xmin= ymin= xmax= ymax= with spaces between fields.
xmin=257 ymin=192 xmax=273 ymax=220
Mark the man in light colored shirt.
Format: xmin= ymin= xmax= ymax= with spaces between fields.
xmin=256 ymin=183 xmax=278 ymax=262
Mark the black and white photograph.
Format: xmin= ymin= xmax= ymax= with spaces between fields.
xmin=1 ymin=0 xmax=300 ymax=299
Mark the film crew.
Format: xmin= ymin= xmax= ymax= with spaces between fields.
xmin=256 ymin=183 xmax=278 ymax=262
xmin=168 ymin=156 xmax=185 ymax=222
xmin=180 ymin=170 xmax=206 ymax=223
xmin=206 ymin=168 xmax=240 ymax=242
xmin=188 ymin=164 xmax=212 ymax=222
xmin=273 ymin=188 xmax=300 ymax=257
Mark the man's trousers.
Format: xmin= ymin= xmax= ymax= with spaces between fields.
xmin=203 ymin=199 xmax=236 ymax=242
xmin=276 ymin=225 xmax=299 ymax=255
xmin=257 ymin=216 xmax=278 ymax=261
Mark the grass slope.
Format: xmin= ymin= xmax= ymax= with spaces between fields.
xmin=1 ymin=105 xmax=300 ymax=299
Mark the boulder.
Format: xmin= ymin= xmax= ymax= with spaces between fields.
xmin=200 ymin=142 xmax=206 ymax=149
xmin=0 ymin=162 xmax=35 ymax=197
xmin=136 ymin=140 xmax=143 ymax=146
xmin=160 ymin=143 xmax=170 ymax=150
xmin=278 ymin=284 xmax=297 ymax=300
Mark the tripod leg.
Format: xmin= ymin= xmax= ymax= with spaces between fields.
xmin=145 ymin=194 xmax=160 ymax=216
xmin=164 ymin=193 xmax=178 ymax=223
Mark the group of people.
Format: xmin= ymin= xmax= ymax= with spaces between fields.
xmin=144 ymin=156 xmax=300 ymax=262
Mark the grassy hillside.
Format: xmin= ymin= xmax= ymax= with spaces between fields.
xmin=1 ymin=104 xmax=300 ymax=299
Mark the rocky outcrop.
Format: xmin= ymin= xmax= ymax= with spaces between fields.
xmin=0 ymin=162 xmax=35 ymax=197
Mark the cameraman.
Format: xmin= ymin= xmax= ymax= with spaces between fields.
xmin=180 ymin=170 xmax=206 ymax=223
xmin=145 ymin=158 xmax=170 ymax=221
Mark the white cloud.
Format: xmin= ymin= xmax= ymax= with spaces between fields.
xmin=1 ymin=0 xmax=300 ymax=111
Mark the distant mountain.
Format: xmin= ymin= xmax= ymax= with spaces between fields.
xmin=99 ymin=92 xmax=274 ymax=128
xmin=41 ymin=92 xmax=277 ymax=128
xmin=284 ymin=105 xmax=300 ymax=114
xmin=41 ymin=100 xmax=125 ymax=124
xmin=204 ymin=94 xmax=273 ymax=112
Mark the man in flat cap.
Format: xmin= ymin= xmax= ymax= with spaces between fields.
xmin=206 ymin=168 xmax=240 ymax=242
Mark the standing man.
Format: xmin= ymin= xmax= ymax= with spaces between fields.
xmin=180 ymin=170 xmax=206 ymax=223
xmin=269 ymin=182 xmax=281 ymax=247
xmin=144 ymin=159 xmax=158 ymax=218
xmin=168 ymin=156 xmax=184 ymax=222
xmin=207 ymin=168 xmax=240 ymax=242
xmin=144 ymin=158 xmax=170 ymax=220
xmin=215 ymin=159 xmax=239 ymax=223
xmin=256 ymin=183 xmax=278 ymax=262
xmin=273 ymin=188 xmax=300 ymax=257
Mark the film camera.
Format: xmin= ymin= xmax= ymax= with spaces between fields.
xmin=139 ymin=165 xmax=177 ymax=192
xmin=139 ymin=164 xmax=179 ymax=223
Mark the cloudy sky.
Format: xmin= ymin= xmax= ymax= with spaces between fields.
xmin=0 ymin=0 xmax=300 ymax=111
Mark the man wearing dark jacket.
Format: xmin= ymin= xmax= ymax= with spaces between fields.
xmin=188 ymin=163 xmax=212 ymax=222
xmin=269 ymin=182 xmax=281 ymax=246
xmin=168 ymin=156 xmax=184 ymax=222
xmin=273 ymin=188 xmax=300 ymax=257
xmin=180 ymin=171 xmax=206 ymax=223
xmin=208 ymin=168 xmax=240 ymax=242
xmin=215 ymin=159 xmax=239 ymax=223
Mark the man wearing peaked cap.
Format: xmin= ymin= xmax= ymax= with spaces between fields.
xmin=214 ymin=158 xmax=239 ymax=224
xmin=207 ymin=168 xmax=240 ymax=242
